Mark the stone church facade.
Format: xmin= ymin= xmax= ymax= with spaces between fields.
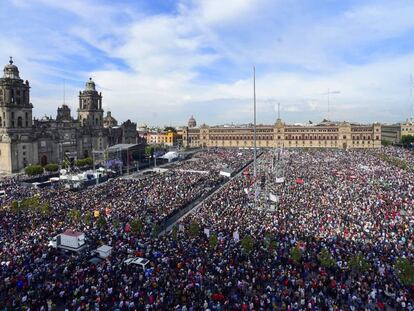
xmin=0 ymin=58 xmax=136 ymax=173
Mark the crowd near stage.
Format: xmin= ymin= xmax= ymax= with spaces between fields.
xmin=0 ymin=147 xmax=413 ymax=310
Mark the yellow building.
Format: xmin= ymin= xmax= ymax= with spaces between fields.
xmin=182 ymin=119 xmax=381 ymax=149
xmin=146 ymin=130 xmax=177 ymax=146
xmin=164 ymin=131 xmax=176 ymax=146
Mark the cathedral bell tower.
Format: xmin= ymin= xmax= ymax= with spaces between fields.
xmin=0 ymin=57 xmax=33 ymax=129
xmin=78 ymin=77 xmax=103 ymax=128
xmin=0 ymin=57 xmax=36 ymax=173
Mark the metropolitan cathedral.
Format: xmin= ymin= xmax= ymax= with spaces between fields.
xmin=0 ymin=58 xmax=136 ymax=173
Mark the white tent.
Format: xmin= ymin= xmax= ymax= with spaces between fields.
xmin=160 ymin=151 xmax=178 ymax=162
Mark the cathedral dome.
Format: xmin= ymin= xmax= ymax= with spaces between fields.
xmin=85 ymin=77 xmax=96 ymax=91
xmin=188 ymin=115 xmax=196 ymax=128
xmin=3 ymin=57 xmax=20 ymax=79
xmin=103 ymin=111 xmax=118 ymax=128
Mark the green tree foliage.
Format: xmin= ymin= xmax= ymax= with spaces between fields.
xmin=209 ymin=234 xmax=218 ymax=249
xmin=164 ymin=126 xmax=177 ymax=133
xmin=349 ymin=254 xmax=370 ymax=273
xmin=130 ymin=219 xmax=143 ymax=235
xmin=10 ymin=197 xmax=51 ymax=215
xmin=290 ymin=246 xmax=302 ymax=264
xmin=10 ymin=201 xmax=20 ymax=213
xmin=241 ymin=235 xmax=254 ymax=254
xmin=38 ymin=202 xmax=52 ymax=215
xmin=171 ymin=225 xmax=178 ymax=240
xmin=151 ymin=224 xmax=161 ymax=238
xmin=264 ymin=233 xmax=277 ymax=252
xmin=75 ymin=157 xmax=93 ymax=167
xmin=144 ymin=146 xmax=154 ymax=157
xmin=83 ymin=211 xmax=93 ymax=224
xmin=61 ymin=160 xmax=69 ymax=169
xmin=318 ymin=248 xmax=336 ymax=268
xmin=68 ymin=208 xmax=81 ymax=223
xmin=188 ymin=221 xmax=200 ymax=237
xmin=400 ymin=134 xmax=414 ymax=146
xmin=111 ymin=218 xmax=121 ymax=228
xmin=96 ymin=215 xmax=107 ymax=229
xmin=381 ymin=140 xmax=392 ymax=147
xmin=25 ymin=165 xmax=44 ymax=176
xmin=20 ymin=197 xmax=41 ymax=209
xmin=44 ymin=163 xmax=59 ymax=172
xmin=394 ymin=258 xmax=414 ymax=285
xmin=378 ymin=153 xmax=410 ymax=171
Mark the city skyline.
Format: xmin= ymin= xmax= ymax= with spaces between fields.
xmin=2 ymin=0 xmax=414 ymax=126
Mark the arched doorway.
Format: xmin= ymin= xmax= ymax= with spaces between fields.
xmin=41 ymin=155 xmax=48 ymax=166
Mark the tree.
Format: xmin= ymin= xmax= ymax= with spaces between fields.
xmin=20 ymin=197 xmax=41 ymax=209
xmin=349 ymin=254 xmax=370 ymax=273
xmin=44 ymin=163 xmax=59 ymax=172
xmin=83 ymin=211 xmax=93 ymax=224
xmin=318 ymin=248 xmax=336 ymax=268
xmin=394 ymin=258 xmax=414 ymax=285
xmin=381 ymin=140 xmax=392 ymax=147
xmin=290 ymin=246 xmax=302 ymax=264
xmin=129 ymin=219 xmax=143 ymax=235
xmin=164 ymin=126 xmax=177 ymax=133
xmin=111 ymin=218 xmax=121 ymax=229
xmin=25 ymin=165 xmax=44 ymax=176
xmin=241 ymin=235 xmax=254 ymax=254
xmin=400 ymin=135 xmax=414 ymax=146
xmin=264 ymin=233 xmax=277 ymax=252
xmin=188 ymin=221 xmax=200 ymax=237
xmin=38 ymin=202 xmax=52 ymax=215
xmin=96 ymin=215 xmax=107 ymax=229
xmin=151 ymin=224 xmax=161 ymax=238
xmin=68 ymin=208 xmax=81 ymax=223
xmin=209 ymin=234 xmax=218 ymax=249
xmin=144 ymin=146 xmax=154 ymax=158
xmin=75 ymin=157 xmax=93 ymax=167
xmin=171 ymin=225 xmax=178 ymax=240
xmin=10 ymin=201 xmax=20 ymax=214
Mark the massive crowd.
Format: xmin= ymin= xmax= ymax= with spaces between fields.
xmin=168 ymin=149 xmax=253 ymax=173
xmin=0 ymin=147 xmax=414 ymax=310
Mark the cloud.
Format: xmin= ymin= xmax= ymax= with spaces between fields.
xmin=2 ymin=0 xmax=414 ymax=126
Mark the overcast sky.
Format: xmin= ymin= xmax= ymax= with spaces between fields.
xmin=1 ymin=0 xmax=414 ymax=126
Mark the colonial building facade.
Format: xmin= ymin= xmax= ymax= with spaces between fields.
xmin=0 ymin=58 xmax=136 ymax=173
xmin=381 ymin=119 xmax=414 ymax=143
xmin=182 ymin=116 xmax=381 ymax=149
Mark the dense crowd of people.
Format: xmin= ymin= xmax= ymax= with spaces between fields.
xmin=168 ymin=149 xmax=253 ymax=173
xmin=0 ymin=147 xmax=413 ymax=310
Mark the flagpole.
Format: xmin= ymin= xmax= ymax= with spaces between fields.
xmin=253 ymin=66 xmax=257 ymax=178
xmin=253 ymin=66 xmax=257 ymax=209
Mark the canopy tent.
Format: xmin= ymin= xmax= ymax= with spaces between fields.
xmin=159 ymin=151 xmax=179 ymax=162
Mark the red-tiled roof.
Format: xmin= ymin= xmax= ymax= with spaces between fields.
xmin=63 ymin=230 xmax=83 ymax=237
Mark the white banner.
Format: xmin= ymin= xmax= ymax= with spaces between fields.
xmin=233 ymin=231 xmax=240 ymax=242
xmin=269 ymin=193 xmax=279 ymax=203
xmin=204 ymin=228 xmax=210 ymax=237
xmin=276 ymin=177 xmax=285 ymax=183
xmin=179 ymin=224 xmax=185 ymax=232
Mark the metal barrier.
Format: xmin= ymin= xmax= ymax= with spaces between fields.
xmin=156 ymin=155 xmax=258 ymax=236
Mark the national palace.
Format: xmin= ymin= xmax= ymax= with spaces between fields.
xmin=182 ymin=116 xmax=383 ymax=149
